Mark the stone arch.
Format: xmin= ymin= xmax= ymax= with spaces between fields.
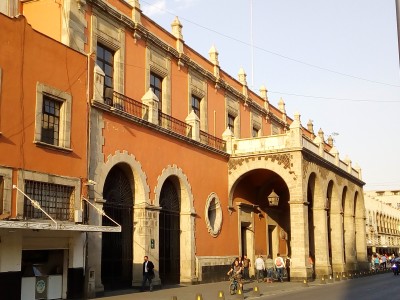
xmin=154 ymin=164 xmax=196 ymax=284
xmin=93 ymin=150 xmax=150 ymax=205
xmin=228 ymin=155 xmax=297 ymax=208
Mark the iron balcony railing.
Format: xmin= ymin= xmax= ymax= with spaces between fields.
xmin=107 ymin=91 xmax=148 ymax=118
xmin=103 ymin=92 xmax=225 ymax=152
xmin=158 ymin=111 xmax=192 ymax=137
xmin=200 ymin=130 xmax=226 ymax=151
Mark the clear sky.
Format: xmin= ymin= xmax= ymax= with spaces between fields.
xmin=140 ymin=0 xmax=400 ymax=191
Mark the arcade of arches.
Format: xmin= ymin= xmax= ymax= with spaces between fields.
xmin=88 ymin=150 xmax=367 ymax=292
xmin=227 ymin=153 xmax=367 ymax=280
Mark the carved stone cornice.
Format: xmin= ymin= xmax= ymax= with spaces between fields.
xmin=302 ymin=149 xmax=364 ymax=186
xmin=228 ymin=153 xmax=292 ymax=174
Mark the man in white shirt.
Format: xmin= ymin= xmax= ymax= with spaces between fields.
xmin=275 ymin=253 xmax=286 ymax=282
xmin=255 ymin=255 xmax=265 ymax=282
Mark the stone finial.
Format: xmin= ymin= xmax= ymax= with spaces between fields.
xmin=307 ymin=119 xmax=314 ymax=134
xmin=238 ymin=67 xmax=247 ymax=86
xmin=208 ymin=45 xmax=219 ymax=65
xmin=171 ymin=16 xmax=183 ymax=40
xmin=318 ymin=128 xmax=324 ymax=141
xmin=171 ymin=16 xmax=184 ymax=53
xmin=329 ymin=146 xmax=339 ymax=166
xmin=259 ymin=85 xmax=268 ymax=101
xmin=278 ymin=97 xmax=286 ymax=113
xmin=127 ymin=0 xmax=142 ymax=23
xmin=141 ymin=88 xmax=159 ymax=124
xmin=327 ymin=135 xmax=334 ymax=147
xmin=290 ymin=112 xmax=301 ymax=129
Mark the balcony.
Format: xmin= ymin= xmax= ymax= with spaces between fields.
xmin=226 ymin=131 xmax=361 ymax=180
xmin=200 ymin=130 xmax=226 ymax=152
xmin=93 ymin=83 xmax=225 ymax=152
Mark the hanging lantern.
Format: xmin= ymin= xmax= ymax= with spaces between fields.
xmin=268 ymin=189 xmax=279 ymax=206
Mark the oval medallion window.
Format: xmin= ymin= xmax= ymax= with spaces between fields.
xmin=205 ymin=192 xmax=222 ymax=237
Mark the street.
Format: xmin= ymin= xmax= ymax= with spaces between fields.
xmin=96 ymin=272 xmax=400 ymax=300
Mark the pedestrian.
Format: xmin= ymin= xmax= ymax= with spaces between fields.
xmin=265 ymin=254 xmax=275 ymax=283
xmin=381 ymin=254 xmax=387 ymax=269
xmin=255 ymin=255 xmax=265 ymax=282
xmin=242 ymin=254 xmax=251 ymax=280
xmin=141 ymin=255 xmax=155 ymax=292
xmin=275 ymin=253 xmax=285 ymax=282
xmin=285 ymin=256 xmax=291 ymax=282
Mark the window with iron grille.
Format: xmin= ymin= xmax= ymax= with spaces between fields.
xmin=24 ymin=180 xmax=75 ymax=221
xmin=96 ymin=43 xmax=114 ymax=89
xmin=150 ymin=72 xmax=163 ymax=110
xmin=191 ymin=95 xmax=201 ymax=118
xmin=41 ymin=95 xmax=61 ymax=146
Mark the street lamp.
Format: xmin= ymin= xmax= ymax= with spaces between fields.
xmin=268 ymin=190 xmax=279 ymax=206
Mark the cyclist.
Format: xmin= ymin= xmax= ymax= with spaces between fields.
xmin=227 ymin=258 xmax=243 ymax=290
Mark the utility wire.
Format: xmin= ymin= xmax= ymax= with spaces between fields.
xmin=141 ymin=0 xmax=400 ymax=88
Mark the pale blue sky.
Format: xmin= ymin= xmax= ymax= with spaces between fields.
xmin=141 ymin=0 xmax=400 ymax=191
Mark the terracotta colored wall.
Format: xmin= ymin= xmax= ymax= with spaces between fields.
xmin=22 ymin=0 xmax=61 ymax=41
xmin=101 ymin=112 xmax=234 ymax=255
xmin=0 ymin=15 xmax=87 ymax=178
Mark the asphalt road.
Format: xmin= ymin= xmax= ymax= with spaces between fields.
xmin=264 ymin=272 xmax=400 ymax=300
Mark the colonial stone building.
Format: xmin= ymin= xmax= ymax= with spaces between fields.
xmin=2 ymin=0 xmax=368 ymax=298
xmin=364 ymin=190 xmax=400 ymax=256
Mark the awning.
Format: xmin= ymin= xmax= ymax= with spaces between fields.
xmin=0 ymin=220 xmax=121 ymax=232
xmin=9 ymin=186 xmax=121 ymax=233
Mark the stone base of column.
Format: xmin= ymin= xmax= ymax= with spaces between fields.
xmin=331 ymin=263 xmax=345 ymax=273
xmin=315 ymin=264 xmax=332 ymax=278
xmin=290 ymin=267 xmax=310 ymax=281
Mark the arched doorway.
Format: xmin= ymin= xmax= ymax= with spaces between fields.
xmin=232 ymin=169 xmax=290 ymax=265
xmin=159 ymin=177 xmax=180 ymax=284
xmin=101 ymin=164 xmax=134 ymax=290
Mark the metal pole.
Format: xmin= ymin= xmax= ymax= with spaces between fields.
xmin=395 ymin=0 xmax=400 ymax=66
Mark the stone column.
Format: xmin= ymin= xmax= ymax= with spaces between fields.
xmin=344 ymin=214 xmax=357 ymax=271
xmin=289 ymin=197 xmax=310 ymax=281
xmin=180 ymin=211 xmax=197 ymax=283
xmin=313 ymin=207 xmax=332 ymax=276
xmin=330 ymin=212 xmax=345 ymax=273
xmin=355 ymin=215 xmax=368 ymax=270
xmin=132 ymin=204 xmax=161 ymax=287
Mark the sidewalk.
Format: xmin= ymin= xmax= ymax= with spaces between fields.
xmin=95 ymin=279 xmax=314 ymax=300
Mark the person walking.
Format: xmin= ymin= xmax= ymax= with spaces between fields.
xmin=275 ymin=253 xmax=285 ymax=282
xmin=285 ymin=256 xmax=292 ymax=282
xmin=242 ymin=254 xmax=251 ymax=280
xmin=255 ymin=255 xmax=265 ymax=282
xmin=265 ymin=254 xmax=275 ymax=283
xmin=141 ymin=255 xmax=155 ymax=292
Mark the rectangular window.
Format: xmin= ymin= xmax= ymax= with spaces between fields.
xmin=228 ymin=114 xmax=235 ymax=133
xmin=96 ymin=44 xmax=114 ymax=89
xmin=191 ymin=95 xmax=201 ymax=118
xmin=150 ymin=72 xmax=163 ymax=110
xmin=252 ymin=127 xmax=259 ymax=138
xmin=24 ymin=180 xmax=74 ymax=221
xmin=41 ymin=95 xmax=61 ymax=146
